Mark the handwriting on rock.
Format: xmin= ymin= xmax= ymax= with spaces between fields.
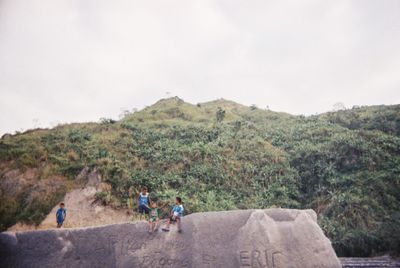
xmin=121 ymin=235 xmax=145 ymax=255
xmin=64 ymin=257 xmax=114 ymax=268
xmin=138 ymin=254 xmax=190 ymax=268
xmin=202 ymin=253 xmax=218 ymax=267
xmin=202 ymin=253 xmax=217 ymax=264
xmin=239 ymin=249 xmax=284 ymax=268
xmin=164 ymin=240 xmax=187 ymax=250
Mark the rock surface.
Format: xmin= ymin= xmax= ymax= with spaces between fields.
xmin=0 ymin=209 xmax=341 ymax=268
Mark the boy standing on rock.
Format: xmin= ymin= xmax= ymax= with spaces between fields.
xmin=56 ymin=203 xmax=67 ymax=228
xmin=138 ymin=186 xmax=151 ymax=219
xmin=162 ymin=197 xmax=184 ymax=232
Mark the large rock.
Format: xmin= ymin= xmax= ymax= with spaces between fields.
xmin=0 ymin=209 xmax=341 ymax=268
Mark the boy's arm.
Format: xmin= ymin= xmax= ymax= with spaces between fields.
xmin=159 ymin=202 xmax=169 ymax=209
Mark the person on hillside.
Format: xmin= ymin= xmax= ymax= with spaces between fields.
xmin=56 ymin=203 xmax=67 ymax=228
xmin=162 ymin=197 xmax=184 ymax=232
xmin=138 ymin=186 xmax=151 ymax=219
xmin=148 ymin=201 xmax=161 ymax=233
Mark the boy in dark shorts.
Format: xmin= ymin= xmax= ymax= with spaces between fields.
xmin=162 ymin=197 xmax=184 ymax=232
xmin=137 ymin=187 xmax=151 ymax=218
xmin=56 ymin=203 xmax=67 ymax=228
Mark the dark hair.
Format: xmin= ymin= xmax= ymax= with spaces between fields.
xmin=176 ymin=197 xmax=182 ymax=203
xmin=141 ymin=186 xmax=148 ymax=191
xmin=60 ymin=203 xmax=65 ymax=206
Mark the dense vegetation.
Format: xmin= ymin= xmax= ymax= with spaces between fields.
xmin=1 ymin=97 xmax=399 ymax=257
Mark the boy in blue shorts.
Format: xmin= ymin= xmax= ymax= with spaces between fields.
xmin=162 ymin=197 xmax=184 ymax=232
xmin=56 ymin=203 xmax=66 ymax=228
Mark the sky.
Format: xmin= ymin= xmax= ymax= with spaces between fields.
xmin=0 ymin=0 xmax=399 ymax=135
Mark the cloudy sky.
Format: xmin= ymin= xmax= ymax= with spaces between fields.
xmin=0 ymin=0 xmax=399 ymax=135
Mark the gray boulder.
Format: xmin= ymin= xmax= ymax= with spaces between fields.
xmin=0 ymin=209 xmax=341 ymax=268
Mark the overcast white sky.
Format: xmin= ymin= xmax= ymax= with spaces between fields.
xmin=0 ymin=0 xmax=399 ymax=135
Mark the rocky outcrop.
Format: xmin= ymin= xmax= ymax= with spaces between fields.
xmin=0 ymin=209 xmax=341 ymax=268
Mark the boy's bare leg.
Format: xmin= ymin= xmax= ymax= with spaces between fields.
xmin=163 ymin=218 xmax=171 ymax=230
xmin=177 ymin=218 xmax=181 ymax=231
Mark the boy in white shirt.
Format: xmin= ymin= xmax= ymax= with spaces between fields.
xmin=162 ymin=197 xmax=184 ymax=232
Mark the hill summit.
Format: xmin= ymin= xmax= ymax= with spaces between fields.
xmin=0 ymin=98 xmax=399 ymax=257
xmin=120 ymin=97 xmax=292 ymax=126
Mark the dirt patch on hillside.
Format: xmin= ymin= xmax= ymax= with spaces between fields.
xmin=40 ymin=186 xmax=133 ymax=229
xmin=7 ymin=169 xmax=134 ymax=231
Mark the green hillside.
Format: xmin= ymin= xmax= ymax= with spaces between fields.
xmin=1 ymin=97 xmax=399 ymax=257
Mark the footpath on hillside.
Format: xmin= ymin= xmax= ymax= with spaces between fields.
xmin=7 ymin=168 xmax=133 ymax=232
